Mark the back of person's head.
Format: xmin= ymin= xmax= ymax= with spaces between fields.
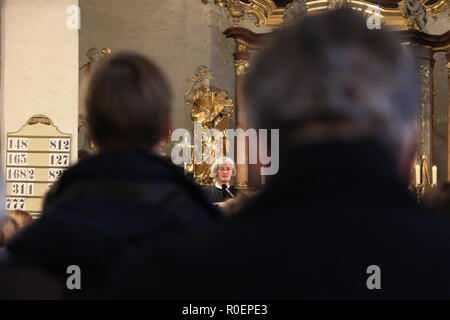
xmin=8 ymin=210 xmax=34 ymax=229
xmin=0 ymin=216 xmax=19 ymax=246
xmin=86 ymin=52 xmax=172 ymax=151
xmin=244 ymin=9 xmax=419 ymax=163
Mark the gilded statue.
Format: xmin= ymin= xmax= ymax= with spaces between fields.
xmin=328 ymin=0 xmax=351 ymax=10
xmin=402 ymin=0 xmax=427 ymax=31
xmin=79 ymin=48 xmax=111 ymax=74
xmin=79 ymin=48 xmax=111 ymax=159
xmin=282 ymin=0 xmax=307 ymax=28
xmin=184 ymin=66 xmax=234 ymax=185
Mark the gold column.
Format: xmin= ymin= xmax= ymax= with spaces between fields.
xmin=233 ymin=40 xmax=250 ymax=188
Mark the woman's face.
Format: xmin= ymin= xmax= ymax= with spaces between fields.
xmin=217 ymin=163 xmax=233 ymax=184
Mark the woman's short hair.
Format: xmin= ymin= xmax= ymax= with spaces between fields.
xmin=211 ymin=157 xmax=236 ymax=178
xmin=86 ymin=52 xmax=172 ymax=150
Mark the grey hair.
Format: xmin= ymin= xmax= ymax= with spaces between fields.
xmin=211 ymin=157 xmax=236 ymax=178
xmin=244 ymin=9 xmax=420 ymax=158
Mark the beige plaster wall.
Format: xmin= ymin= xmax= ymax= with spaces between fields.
xmin=1 ymin=0 xmax=79 ymax=167
xmin=80 ymin=0 xmax=212 ymax=132
xmin=79 ymin=0 xmax=273 ymax=134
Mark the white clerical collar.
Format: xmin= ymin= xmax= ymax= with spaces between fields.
xmin=215 ymin=182 xmax=230 ymax=190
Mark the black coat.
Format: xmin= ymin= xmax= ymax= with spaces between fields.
xmin=112 ymin=140 xmax=450 ymax=299
xmin=7 ymin=149 xmax=220 ymax=293
xmin=202 ymin=184 xmax=238 ymax=203
xmin=0 ymin=261 xmax=62 ymax=299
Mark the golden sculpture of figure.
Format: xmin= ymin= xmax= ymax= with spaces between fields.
xmin=184 ymin=66 xmax=234 ymax=185
xmin=79 ymin=48 xmax=111 ymax=74
xmin=328 ymin=0 xmax=351 ymax=10
xmin=282 ymin=0 xmax=307 ymax=28
xmin=79 ymin=48 xmax=112 ymax=159
xmin=402 ymin=0 xmax=427 ymax=31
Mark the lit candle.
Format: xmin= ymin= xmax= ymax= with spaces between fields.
xmin=432 ymin=165 xmax=437 ymax=186
xmin=415 ymin=165 xmax=420 ymax=186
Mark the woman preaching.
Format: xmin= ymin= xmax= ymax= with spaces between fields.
xmin=202 ymin=157 xmax=238 ymax=204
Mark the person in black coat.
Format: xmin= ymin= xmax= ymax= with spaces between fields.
xmin=6 ymin=53 xmax=220 ymax=296
xmin=109 ymin=10 xmax=450 ymax=299
xmin=0 ymin=261 xmax=62 ymax=299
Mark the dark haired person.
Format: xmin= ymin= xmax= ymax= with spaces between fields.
xmin=112 ymin=10 xmax=450 ymax=299
xmin=7 ymin=53 xmax=220 ymax=296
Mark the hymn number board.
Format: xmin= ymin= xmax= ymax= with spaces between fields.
xmin=6 ymin=116 xmax=71 ymax=217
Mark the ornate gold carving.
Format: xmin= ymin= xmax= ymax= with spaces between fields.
xmin=237 ymin=40 xmax=248 ymax=53
xmin=79 ymin=48 xmax=111 ymax=156
xmin=217 ymin=0 xmax=277 ymax=26
xmin=419 ymin=65 xmax=430 ymax=149
xmin=410 ymin=152 xmax=433 ymax=201
xmin=426 ymin=0 xmax=448 ymax=18
xmin=328 ymin=0 xmax=352 ymax=9
xmin=184 ymin=66 xmax=235 ymax=185
xmin=79 ymin=47 xmax=111 ymax=74
xmin=235 ymin=59 xmax=250 ymax=76
xmin=215 ymin=0 xmax=448 ymax=30
xmin=409 ymin=65 xmax=435 ymax=201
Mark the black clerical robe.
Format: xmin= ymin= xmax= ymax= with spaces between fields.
xmin=202 ymin=184 xmax=238 ymax=203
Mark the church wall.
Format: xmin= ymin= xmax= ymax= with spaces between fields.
xmin=210 ymin=5 xmax=236 ymax=130
xmin=79 ymin=0 xmax=273 ymax=135
xmin=80 ymin=0 xmax=214 ymax=132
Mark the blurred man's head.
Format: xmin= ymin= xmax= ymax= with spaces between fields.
xmin=86 ymin=52 xmax=172 ymax=151
xmin=244 ymin=9 xmax=419 ymax=178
